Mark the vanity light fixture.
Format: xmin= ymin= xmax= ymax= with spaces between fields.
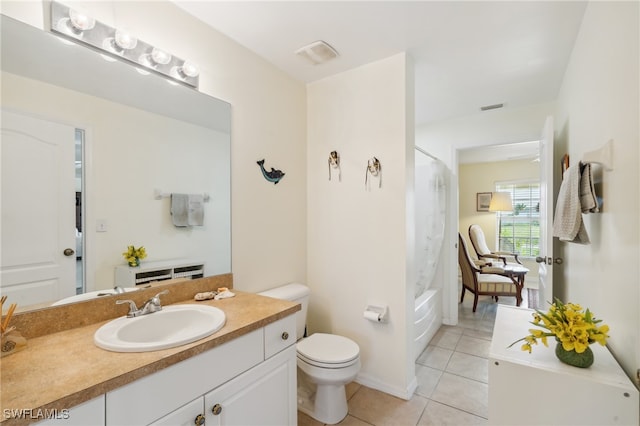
xmin=50 ymin=0 xmax=199 ymax=88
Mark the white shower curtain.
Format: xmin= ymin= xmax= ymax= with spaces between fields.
xmin=414 ymin=151 xmax=447 ymax=298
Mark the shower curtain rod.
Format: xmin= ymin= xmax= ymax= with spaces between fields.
xmin=415 ymin=146 xmax=439 ymax=161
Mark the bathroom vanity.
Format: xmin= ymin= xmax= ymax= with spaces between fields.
xmin=0 ymin=283 xmax=300 ymax=426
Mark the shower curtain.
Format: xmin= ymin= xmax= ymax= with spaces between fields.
xmin=414 ymin=151 xmax=447 ymax=298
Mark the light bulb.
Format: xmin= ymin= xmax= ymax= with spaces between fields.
xmin=69 ymin=9 xmax=95 ymax=31
xmin=151 ymin=48 xmax=171 ymax=65
xmin=114 ymin=30 xmax=137 ymax=50
xmin=179 ymin=61 xmax=199 ymax=78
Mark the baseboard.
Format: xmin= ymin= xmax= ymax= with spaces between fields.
xmin=355 ymin=372 xmax=417 ymax=401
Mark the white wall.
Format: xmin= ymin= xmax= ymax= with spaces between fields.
xmin=554 ymin=1 xmax=639 ymax=380
xmin=1 ymin=0 xmax=308 ymax=293
xmin=307 ymin=54 xmax=416 ymax=398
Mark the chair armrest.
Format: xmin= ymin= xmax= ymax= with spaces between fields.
xmin=479 ymin=253 xmax=508 ymax=265
xmin=493 ymin=251 xmax=522 ymax=264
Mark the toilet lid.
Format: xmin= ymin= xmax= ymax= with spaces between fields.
xmin=297 ymin=333 xmax=359 ymax=365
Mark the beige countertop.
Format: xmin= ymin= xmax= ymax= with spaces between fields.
xmin=0 ymin=290 xmax=299 ymax=425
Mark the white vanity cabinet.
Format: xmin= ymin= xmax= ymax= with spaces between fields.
xmin=489 ymin=305 xmax=639 ymax=425
xmin=106 ymin=315 xmax=297 ymax=426
xmin=36 ymin=396 xmax=105 ymax=426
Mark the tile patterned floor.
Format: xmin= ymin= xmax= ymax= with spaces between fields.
xmin=298 ymin=290 xmax=533 ymax=426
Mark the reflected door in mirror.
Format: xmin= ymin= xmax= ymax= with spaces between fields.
xmin=1 ymin=110 xmax=77 ymax=306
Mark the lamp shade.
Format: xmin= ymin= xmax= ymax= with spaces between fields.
xmin=489 ymin=192 xmax=513 ymax=212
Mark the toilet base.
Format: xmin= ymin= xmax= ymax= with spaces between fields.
xmin=298 ymin=384 xmax=348 ymax=425
xmin=297 ymin=369 xmax=349 ymax=425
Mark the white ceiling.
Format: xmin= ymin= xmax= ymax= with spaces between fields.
xmin=173 ymin=1 xmax=587 ymax=127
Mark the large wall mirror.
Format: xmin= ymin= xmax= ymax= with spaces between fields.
xmin=1 ymin=15 xmax=231 ymax=312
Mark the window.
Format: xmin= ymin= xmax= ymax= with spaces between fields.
xmin=495 ymin=181 xmax=540 ymax=257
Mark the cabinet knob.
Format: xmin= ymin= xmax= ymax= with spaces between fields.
xmin=194 ymin=414 xmax=205 ymax=425
xmin=211 ymin=403 xmax=222 ymax=416
xmin=281 ymin=331 xmax=289 ymax=340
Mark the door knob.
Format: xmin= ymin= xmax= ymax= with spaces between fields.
xmin=194 ymin=414 xmax=205 ymax=425
xmin=281 ymin=331 xmax=289 ymax=340
xmin=536 ymin=256 xmax=563 ymax=265
xmin=63 ymin=248 xmax=75 ymax=256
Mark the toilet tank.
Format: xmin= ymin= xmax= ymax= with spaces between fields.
xmin=258 ymin=283 xmax=309 ymax=340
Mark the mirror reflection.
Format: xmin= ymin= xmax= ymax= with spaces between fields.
xmin=0 ymin=15 xmax=231 ymax=312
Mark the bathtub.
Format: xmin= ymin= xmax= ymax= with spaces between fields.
xmin=414 ymin=288 xmax=441 ymax=361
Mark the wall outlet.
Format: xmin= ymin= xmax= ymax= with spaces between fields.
xmin=96 ymin=219 xmax=108 ymax=232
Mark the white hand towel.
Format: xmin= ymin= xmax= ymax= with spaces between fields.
xmin=170 ymin=193 xmax=189 ymax=227
xmin=552 ymin=164 xmax=590 ymax=244
xmin=187 ymin=194 xmax=204 ymax=226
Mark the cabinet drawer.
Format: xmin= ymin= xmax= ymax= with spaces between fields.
xmin=264 ymin=314 xmax=296 ymax=359
xmin=106 ymin=329 xmax=262 ymax=425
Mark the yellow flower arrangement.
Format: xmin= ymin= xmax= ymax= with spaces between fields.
xmin=122 ymin=245 xmax=147 ymax=267
xmin=510 ymin=298 xmax=609 ymax=354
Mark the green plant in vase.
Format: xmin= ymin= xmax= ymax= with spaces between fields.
xmin=122 ymin=245 xmax=147 ymax=267
xmin=509 ymin=298 xmax=609 ymax=368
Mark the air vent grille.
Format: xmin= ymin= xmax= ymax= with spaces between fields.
xmin=295 ymin=40 xmax=339 ymax=65
xmin=480 ymin=103 xmax=504 ymax=111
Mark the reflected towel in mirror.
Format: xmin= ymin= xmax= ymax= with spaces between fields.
xmin=171 ymin=193 xmax=189 ymax=227
xmin=188 ymin=194 xmax=204 ymax=226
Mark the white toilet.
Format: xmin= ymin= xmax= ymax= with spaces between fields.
xmin=259 ymin=283 xmax=360 ymax=425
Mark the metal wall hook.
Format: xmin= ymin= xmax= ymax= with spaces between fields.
xmin=365 ymin=157 xmax=382 ymax=189
xmin=328 ymin=151 xmax=341 ymax=181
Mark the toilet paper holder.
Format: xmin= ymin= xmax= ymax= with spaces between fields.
xmin=364 ymin=305 xmax=388 ymax=323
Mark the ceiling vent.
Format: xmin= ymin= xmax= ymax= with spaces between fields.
xmin=295 ymin=40 xmax=339 ymax=65
xmin=480 ymin=103 xmax=504 ymax=112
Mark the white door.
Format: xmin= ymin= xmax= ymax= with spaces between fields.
xmin=1 ymin=110 xmax=77 ymax=306
xmin=537 ymin=116 xmax=554 ymax=307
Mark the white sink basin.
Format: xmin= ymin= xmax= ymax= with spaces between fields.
xmin=94 ymin=304 xmax=226 ymax=352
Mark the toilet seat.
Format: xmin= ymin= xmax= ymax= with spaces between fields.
xmin=297 ymin=333 xmax=359 ymax=369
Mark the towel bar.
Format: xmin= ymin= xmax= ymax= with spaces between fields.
xmin=581 ymin=139 xmax=613 ymax=171
xmin=154 ymin=189 xmax=210 ymax=202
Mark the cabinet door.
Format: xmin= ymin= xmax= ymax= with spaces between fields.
xmin=150 ymin=397 xmax=204 ymax=426
xmin=205 ymin=345 xmax=296 ymax=426
xmin=36 ymin=396 xmax=104 ymax=426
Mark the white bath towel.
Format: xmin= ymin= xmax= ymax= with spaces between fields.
xmin=579 ymin=163 xmax=599 ymax=213
xmin=187 ymin=194 xmax=204 ymax=226
xmin=170 ymin=193 xmax=189 ymax=227
xmin=552 ymin=164 xmax=590 ymax=244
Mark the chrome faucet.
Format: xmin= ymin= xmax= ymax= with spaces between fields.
xmin=116 ymin=290 xmax=169 ymax=318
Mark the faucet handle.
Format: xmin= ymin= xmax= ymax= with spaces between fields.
xmin=116 ymin=299 xmax=139 ymax=317
xmin=151 ymin=290 xmax=169 ymax=305
xmin=155 ymin=289 xmax=169 ymax=299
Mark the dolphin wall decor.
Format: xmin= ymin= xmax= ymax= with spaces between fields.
xmin=257 ymin=159 xmax=285 ymax=184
